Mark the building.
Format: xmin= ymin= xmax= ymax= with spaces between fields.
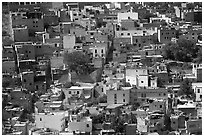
xmin=10 ymin=88 xmax=32 ymax=111
xmin=13 ymin=25 xmax=29 ymax=42
xmin=117 ymin=12 xmax=138 ymax=23
xmin=68 ymin=117 xmax=92 ymax=134
xmin=192 ymin=82 xmax=202 ymax=102
xmin=35 ymin=111 xmax=66 ymax=131
xmin=125 ymin=67 xmax=149 ymax=87
xmin=177 ymin=102 xmax=197 ymax=117
xmin=2 ymin=60 xmax=16 ymax=74
xmin=12 ymin=18 xmax=44 ymax=36
xmin=107 ymin=87 xmax=131 ymax=105
xmin=186 ymin=119 xmax=202 ymax=134
xmin=89 ymin=42 xmax=108 ymax=59
xmin=62 ymin=34 xmax=75 ymax=50
xmin=170 ymin=114 xmax=185 ymax=131
xmin=21 ymin=71 xmax=35 ymax=91
xmin=130 ymin=88 xmax=168 ymax=105
xmin=149 ymin=99 xmax=166 ymax=112
xmin=157 ymin=27 xmax=177 ymax=44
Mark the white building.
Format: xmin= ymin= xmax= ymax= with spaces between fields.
xmin=117 ymin=12 xmax=138 ymax=23
xmin=125 ymin=68 xmax=149 ymax=87
xmin=192 ymin=82 xmax=202 ymax=102
xmin=35 ymin=111 xmax=66 ymax=131
xmin=63 ymin=34 xmax=75 ymax=50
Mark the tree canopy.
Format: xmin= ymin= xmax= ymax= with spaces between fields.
xmin=162 ymin=39 xmax=200 ymax=62
xmin=64 ymin=51 xmax=94 ymax=75
xmin=178 ymin=78 xmax=195 ymax=99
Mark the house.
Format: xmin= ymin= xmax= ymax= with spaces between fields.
xmin=192 ymin=82 xmax=202 ymax=102
xmin=107 ymin=87 xmax=131 ymax=105
xmin=130 ymin=88 xmax=168 ymax=105
xmin=21 ymin=71 xmax=35 ymax=91
xmin=170 ymin=114 xmax=185 ymax=131
xmin=89 ymin=42 xmax=108 ymax=59
xmin=148 ymin=99 xmax=166 ymax=112
xmin=68 ymin=117 xmax=92 ymax=134
xmin=15 ymin=43 xmax=36 ymax=60
xmin=10 ymin=88 xmax=32 ymax=111
xmin=177 ymin=102 xmax=197 ymax=117
xmin=12 ymin=17 xmax=44 ymax=36
xmin=13 ymin=25 xmax=29 ymax=42
xmin=2 ymin=60 xmax=16 ymax=74
xmin=62 ymin=34 xmax=75 ymax=50
xmin=186 ymin=119 xmax=202 ymax=134
xmin=117 ymin=12 xmax=138 ymax=23
xmin=2 ymin=45 xmax=15 ymax=59
xmin=125 ymin=66 xmax=149 ymax=87
xmin=35 ymin=111 xmax=66 ymax=131
xmin=157 ymin=27 xmax=177 ymax=44
xmin=148 ymin=113 xmax=165 ymax=133
xmin=125 ymin=124 xmax=137 ymax=135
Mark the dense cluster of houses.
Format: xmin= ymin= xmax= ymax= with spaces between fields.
xmin=2 ymin=2 xmax=202 ymax=135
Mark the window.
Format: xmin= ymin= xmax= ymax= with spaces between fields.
xmin=30 ymin=83 xmax=32 ymax=86
xmin=40 ymin=118 xmax=42 ymax=121
xmin=86 ymin=124 xmax=89 ymax=127
xmin=90 ymin=32 xmax=94 ymax=35
xmin=121 ymin=33 xmax=124 ymax=36
xmin=69 ymin=91 xmax=71 ymax=94
xmin=127 ymin=33 xmax=130 ymax=36
xmin=95 ymin=49 xmax=97 ymax=53
xmin=20 ymin=2 xmax=24 ymax=5
xmin=123 ymin=99 xmax=125 ymax=102
xmin=123 ymin=94 xmax=125 ymax=97
xmin=24 ymin=79 xmax=26 ymax=83
xmin=160 ymin=105 xmax=162 ymax=108
xmin=25 ymin=2 xmax=30 ymax=4
xmin=163 ymin=93 xmax=166 ymax=96
xmin=101 ymin=49 xmax=103 ymax=54
xmin=141 ymin=81 xmax=144 ymax=83
xmin=114 ymin=94 xmax=117 ymax=98
xmin=77 ymin=91 xmax=79 ymax=94
xmin=135 ymin=39 xmax=138 ymax=43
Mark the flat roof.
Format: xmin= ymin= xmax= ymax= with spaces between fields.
xmin=106 ymin=104 xmax=123 ymax=109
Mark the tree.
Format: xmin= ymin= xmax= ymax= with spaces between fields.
xmin=178 ymin=78 xmax=195 ymax=99
xmin=162 ymin=39 xmax=200 ymax=62
xmin=64 ymin=51 xmax=93 ymax=75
